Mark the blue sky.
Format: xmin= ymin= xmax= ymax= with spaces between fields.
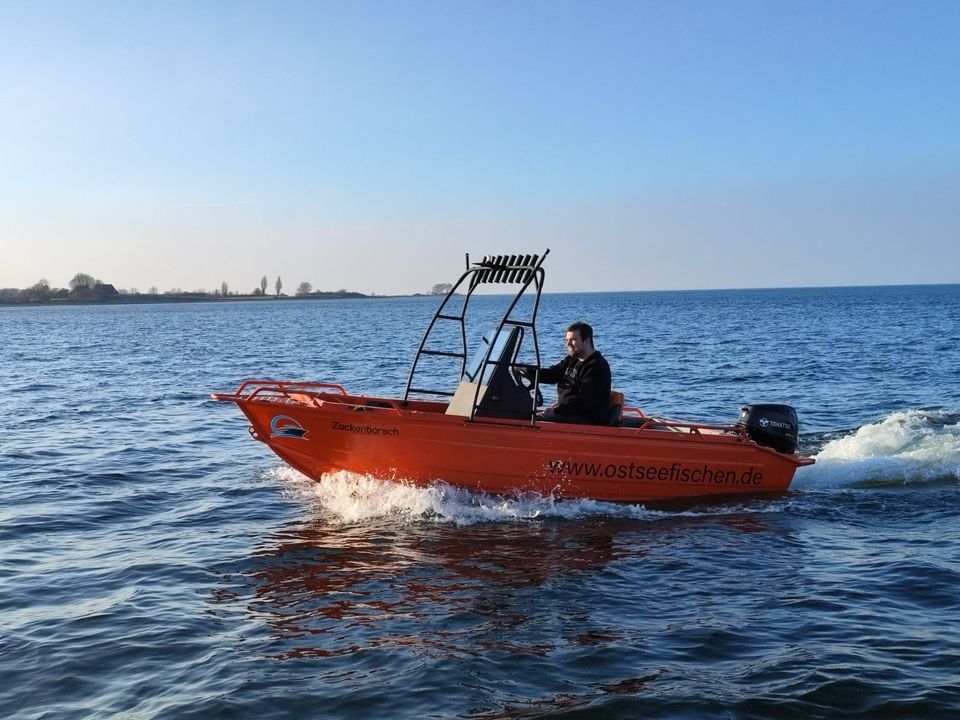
xmin=1 ymin=0 xmax=958 ymax=294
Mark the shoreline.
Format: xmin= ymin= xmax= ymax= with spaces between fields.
xmin=0 ymin=292 xmax=434 ymax=307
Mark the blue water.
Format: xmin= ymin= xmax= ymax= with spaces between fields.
xmin=2 ymin=285 xmax=960 ymax=719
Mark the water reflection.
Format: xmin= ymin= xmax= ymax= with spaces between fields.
xmin=212 ymin=518 xmax=641 ymax=660
xmin=210 ymin=502 xmax=783 ymax=666
xmin=195 ymin=488 xmax=859 ymax=720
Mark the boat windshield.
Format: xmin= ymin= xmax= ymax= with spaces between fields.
xmin=464 ymin=326 xmax=522 ymax=385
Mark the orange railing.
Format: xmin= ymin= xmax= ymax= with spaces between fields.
xmin=211 ymin=380 xmax=404 ymax=414
xmin=621 ymin=406 xmax=752 ymax=441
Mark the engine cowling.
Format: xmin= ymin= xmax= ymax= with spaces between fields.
xmin=737 ymin=404 xmax=799 ymax=454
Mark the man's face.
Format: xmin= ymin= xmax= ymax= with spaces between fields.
xmin=565 ymin=330 xmax=590 ymax=359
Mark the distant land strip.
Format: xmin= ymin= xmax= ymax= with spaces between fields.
xmin=1 ymin=275 xmax=449 ymax=306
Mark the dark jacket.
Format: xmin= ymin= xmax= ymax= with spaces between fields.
xmin=539 ymin=351 xmax=612 ymax=424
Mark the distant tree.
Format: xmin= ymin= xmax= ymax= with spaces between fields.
xmin=252 ymin=287 xmax=263 ymax=296
xmin=296 ymin=282 xmax=312 ymax=296
xmin=431 ymin=283 xmax=453 ymax=296
xmin=260 ymin=275 xmax=268 ymax=294
xmin=221 ymin=281 xmax=229 ymax=297
xmin=19 ymin=279 xmax=52 ymax=301
xmin=275 ymin=276 xmax=282 ymax=296
xmin=69 ymin=273 xmax=98 ymax=291
xmin=148 ymin=286 xmax=158 ymax=295
xmin=128 ymin=287 xmax=139 ymax=295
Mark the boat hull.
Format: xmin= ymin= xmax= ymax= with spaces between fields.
xmin=216 ymin=388 xmax=812 ymax=503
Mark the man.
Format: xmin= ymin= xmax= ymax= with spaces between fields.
xmin=535 ymin=322 xmax=612 ymax=424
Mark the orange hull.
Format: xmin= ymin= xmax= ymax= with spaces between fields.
xmin=213 ymin=382 xmax=813 ymax=503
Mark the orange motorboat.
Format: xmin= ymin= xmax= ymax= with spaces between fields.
xmin=213 ymin=251 xmax=814 ymax=503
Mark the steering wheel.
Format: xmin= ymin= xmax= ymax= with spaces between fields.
xmin=512 ymin=364 xmax=544 ymax=407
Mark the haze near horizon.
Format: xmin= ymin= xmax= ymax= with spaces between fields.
xmin=1 ymin=1 xmax=958 ymax=295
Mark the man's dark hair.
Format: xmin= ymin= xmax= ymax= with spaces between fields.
xmin=567 ymin=322 xmax=594 ymax=343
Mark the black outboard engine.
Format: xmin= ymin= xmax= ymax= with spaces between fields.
xmin=737 ymin=404 xmax=799 ymax=454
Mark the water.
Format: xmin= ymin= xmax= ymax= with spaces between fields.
xmin=2 ymin=285 xmax=959 ymax=719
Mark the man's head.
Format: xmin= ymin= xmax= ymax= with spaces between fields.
xmin=565 ymin=322 xmax=595 ymax=360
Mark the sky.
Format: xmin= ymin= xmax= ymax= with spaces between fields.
xmin=1 ymin=0 xmax=958 ymax=295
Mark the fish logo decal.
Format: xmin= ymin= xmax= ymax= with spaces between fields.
xmin=270 ymin=415 xmax=307 ymax=439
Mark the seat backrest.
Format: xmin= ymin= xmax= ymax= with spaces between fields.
xmin=607 ymin=390 xmax=624 ymax=426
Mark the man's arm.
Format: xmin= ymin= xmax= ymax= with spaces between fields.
xmin=537 ymin=358 xmax=567 ymax=385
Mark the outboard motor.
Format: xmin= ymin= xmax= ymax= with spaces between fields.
xmin=737 ymin=404 xmax=799 ymax=454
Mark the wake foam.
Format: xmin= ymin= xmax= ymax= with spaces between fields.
xmin=265 ymin=468 xmax=779 ymax=525
xmin=794 ymin=409 xmax=960 ymax=489
xmin=268 ymin=467 xmax=657 ymax=525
